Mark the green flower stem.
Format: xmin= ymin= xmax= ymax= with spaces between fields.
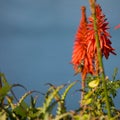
xmin=89 ymin=0 xmax=111 ymax=118
xmin=80 ymin=79 xmax=85 ymax=106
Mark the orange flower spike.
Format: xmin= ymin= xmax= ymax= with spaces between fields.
xmin=87 ymin=4 xmax=116 ymax=59
xmin=76 ymin=6 xmax=88 ymax=38
xmin=71 ymin=6 xmax=94 ymax=80
xmin=71 ymin=6 xmax=88 ymax=75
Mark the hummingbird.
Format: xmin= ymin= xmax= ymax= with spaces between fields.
xmin=74 ymin=60 xmax=84 ymax=76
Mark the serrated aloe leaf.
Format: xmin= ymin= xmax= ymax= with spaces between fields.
xmin=61 ymin=81 xmax=78 ymax=101
xmin=16 ymin=90 xmax=35 ymax=107
xmin=56 ymin=81 xmax=78 ymax=115
xmin=42 ymin=85 xmax=64 ymax=114
xmin=13 ymin=101 xmax=28 ymax=119
xmin=0 ymin=83 xmax=11 ymax=100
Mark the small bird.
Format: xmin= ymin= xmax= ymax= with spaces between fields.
xmin=74 ymin=60 xmax=84 ymax=76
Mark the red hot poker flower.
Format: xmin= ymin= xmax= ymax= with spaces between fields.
xmin=71 ymin=6 xmax=94 ymax=80
xmin=86 ymin=4 xmax=116 ymax=60
xmin=71 ymin=4 xmax=116 ymax=79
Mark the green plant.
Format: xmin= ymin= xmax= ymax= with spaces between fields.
xmin=0 ymin=0 xmax=120 ymax=120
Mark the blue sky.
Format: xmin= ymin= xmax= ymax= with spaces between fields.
xmin=0 ymin=0 xmax=120 ymax=109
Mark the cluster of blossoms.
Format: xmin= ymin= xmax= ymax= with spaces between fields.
xmin=71 ymin=4 xmax=116 ymax=80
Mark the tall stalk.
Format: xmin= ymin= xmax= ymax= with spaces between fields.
xmin=89 ymin=0 xmax=111 ymax=118
xmin=80 ymin=78 xmax=85 ymax=106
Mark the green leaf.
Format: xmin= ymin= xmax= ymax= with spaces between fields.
xmin=55 ymin=112 xmax=71 ymax=120
xmin=82 ymin=98 xmax=92 ymax=105
xmin=0 ymin=73 xmax=12 ymax=101
xmin=16 ymin=90 xmax=36 ymax=107
xmin=30 ymin=95 xmax=38 ymax=109
xmin=112 ymin=68 xmax=118 ymax=81
xmin=73 ymin=115 xmax=80 ymax=120
xmin=61 ymin=81 xmax=78 ymax=101
xmin=88 ymin=78 xmax=100 ymax=88
xmin=47 ymin=100 xmax=58 ymax=113
xmin=42 ymin=85 xmax=64 ymax=119
xmin=13 ymin=101 xmax=28 ymax=119
xmin=0 ymin=110 xmax=7 ymax=120
xmin=57 ymin=81 xmax=78 ymax=115
xmin=0 ymin=82 xmax=11 ymax=100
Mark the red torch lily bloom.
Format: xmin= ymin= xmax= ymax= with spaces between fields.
xmin=71 ymin=4 xmax=116 ymax=80
xmin=71 ymin=6 xmax=94 ymax=80
xmin=86 ymin=4 xmax=116 ymax=59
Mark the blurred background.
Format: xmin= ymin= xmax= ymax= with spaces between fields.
xmin=0 ymin=0 xmax=120 ymax=110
